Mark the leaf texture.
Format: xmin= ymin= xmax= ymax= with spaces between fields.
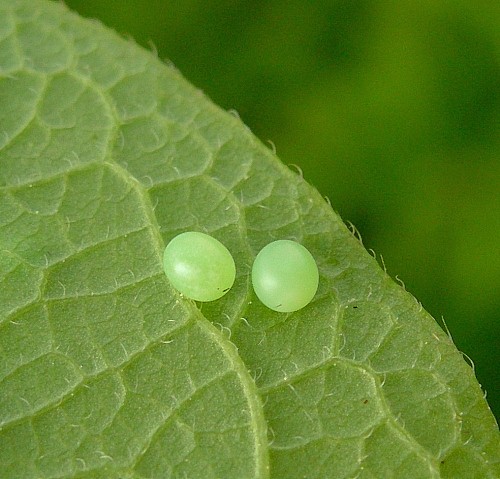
xmin=0 ymin=1 xmax=499 ymax=478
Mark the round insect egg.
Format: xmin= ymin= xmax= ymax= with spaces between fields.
xmin=163 ymin=231 xmax=236 ymax=302
xmin=251 ymin=240 xmax=319 ymax=312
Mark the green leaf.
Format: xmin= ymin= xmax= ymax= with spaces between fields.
xmin=0 ymin=1 xmax=498 ymax=478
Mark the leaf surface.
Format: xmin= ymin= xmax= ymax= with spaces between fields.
xmin=0 ymin=1 xmax=499 ymax=478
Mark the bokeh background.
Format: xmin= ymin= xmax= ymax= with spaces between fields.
xmin=64 ymin=0 xmax=500 ymax=418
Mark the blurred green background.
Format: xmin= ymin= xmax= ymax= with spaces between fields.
xmin=64 ymin=0 xmax=500 ymax=418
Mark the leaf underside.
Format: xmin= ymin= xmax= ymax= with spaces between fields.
xmin=0 ymin=1 xmax=498 ymax=478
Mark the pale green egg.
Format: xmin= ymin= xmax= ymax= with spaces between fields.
xmin=163 ymin=232 xmax=236 ymax=302
xmin=252 ymin=240 xmax=319 ymax=312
